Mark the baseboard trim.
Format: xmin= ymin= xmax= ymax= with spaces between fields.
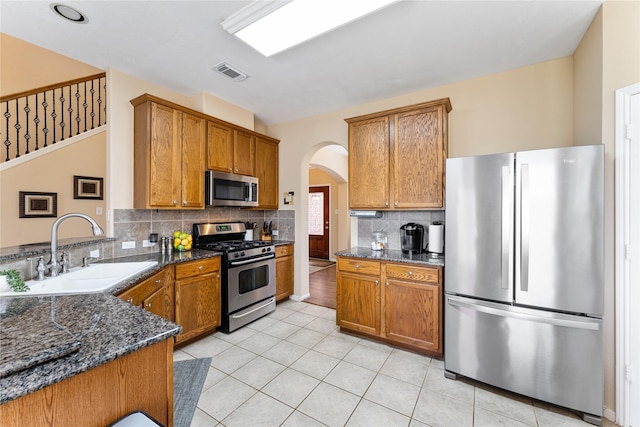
xmin=603 ymin=406 xmax=615 ymax=423
xmin=289 ymin=293 xmax=310 ymax=302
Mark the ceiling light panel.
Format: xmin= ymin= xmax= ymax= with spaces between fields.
xmin=223 ymin=0 xmax=398 ymax=56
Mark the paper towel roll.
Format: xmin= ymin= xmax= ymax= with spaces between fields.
xmin=428 ymin=224 xmax=444 ymax=254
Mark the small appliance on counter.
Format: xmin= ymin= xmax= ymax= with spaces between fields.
xmin=400 ymin=223 xmax=424 ymax=254
xmin=427 ymin=222 xmax=444 ymax=258
xmin=371 ymin=230 xmax=387 ymax=251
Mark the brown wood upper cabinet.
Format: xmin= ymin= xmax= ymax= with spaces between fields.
xmin=131 ymin=94 xmax=206 ymax=209
xmin=207 ymin=121 xmax=256 ymax=176
xmin=345 ymin=98 xmax=451 ymax=210
xmin=255 ymin=136 xmax=279 ymax=209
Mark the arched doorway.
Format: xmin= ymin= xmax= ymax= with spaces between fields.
xmin=304 ymin=144 xmax=348 ymax=308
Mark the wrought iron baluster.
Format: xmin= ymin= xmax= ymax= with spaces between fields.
xmin=14 ymin=99 xmax=21 ymax=158
xmin=52 ymin=87 xmax=58 ymax=144
xmin=75 ymin=83 xmax=80 ymax=135
xmin=34 ymin=93 xmax=40 ymax=151
xmin=4 ymin=101 xmax=10 ymax=161
xmin=68 ymin=85 xmax=73 ymax=138
xmin=42 ymin=91 xmax=49 ymax=147
xmin=97 ymin=76 xmax=103 ymax=125
xmin=24 ymin=96 xmax=31 ymax=155
xmin=90 ymin=79 xmax=95 ymax=129
xmin=59 ymin=89 xmax=66 ymax=141
xmin=82 ymin=81 xmax=88 ymax=132
xmin=103 ymin=78 xmax=107 ymax=124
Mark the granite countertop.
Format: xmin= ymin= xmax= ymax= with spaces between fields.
xmin=335 ymin=247 xmax=445 ymax=267
xmin=0 ymin=293 xmax=181 ymax=404
xmin=0 ymin=239 xmax=295 ymax=403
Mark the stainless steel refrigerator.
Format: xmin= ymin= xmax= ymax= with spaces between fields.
xmin=444 ymin=145 xmax=604 ymax=425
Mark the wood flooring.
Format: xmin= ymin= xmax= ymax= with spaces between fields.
xmin=306 ymin=265 xmax=336 ymax=309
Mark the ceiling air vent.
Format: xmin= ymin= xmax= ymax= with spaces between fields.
xmin=213 ymin=62 xmax=249 ymax=81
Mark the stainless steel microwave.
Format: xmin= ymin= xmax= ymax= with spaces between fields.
xmin=205 ymin=171 xmax=258 ymax=207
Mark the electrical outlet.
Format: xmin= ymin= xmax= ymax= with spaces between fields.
xmin=122 ymin=241 xmax=136 ymax=249
xmin=272 ymin=230 xmax=279 ymax=236
xmin=89 ymin=249 xmax=99 ymax=258
xmin=142 ymin=239 xmax=156 ymax=248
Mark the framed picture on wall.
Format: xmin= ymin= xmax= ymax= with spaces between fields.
xmin=73 ymin=175 xmax=104 ymax=200
xmin=19 ymin=191 xmax=58 ymax=218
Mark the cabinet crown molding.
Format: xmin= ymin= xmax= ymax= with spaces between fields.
xmin=344 ymin=97 xmax=452 ymax=123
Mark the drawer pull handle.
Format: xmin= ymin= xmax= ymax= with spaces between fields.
xmin=408 ymin=271 xmax=413 ymax=276
xmin=375 ymin=280 xmax=379 ymax=286
xmin=145 ymin=303 xmax=151 ymax=308
xmin=155 ymin=279 xmax=161 ymax=284
xmin=355 ymin=264 xmax=360 ymax=269
xmin=127 ymin=298 xmax=133 ymax=303
xmin=198 ymin=265 xmax=204 ymax=270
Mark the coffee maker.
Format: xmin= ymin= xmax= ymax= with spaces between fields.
xmin=400 ymin=223 xmax=424 ymax=254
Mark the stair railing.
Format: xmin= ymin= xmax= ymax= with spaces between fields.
xmin=1 ymin=72 xmax=107 ymax=163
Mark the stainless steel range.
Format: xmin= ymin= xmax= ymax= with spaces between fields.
xmin=193 ymin=222 xmax=276 ymax=333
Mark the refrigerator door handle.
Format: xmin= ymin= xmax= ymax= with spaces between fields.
xmin=520 ymin=163 xmax=530 ymax=292
xmin=501 ymin=166 xmax=513 ymax=290
xmin=446 ymin=295 xmax=600 ymax=331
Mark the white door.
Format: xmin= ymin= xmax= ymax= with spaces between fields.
xmin=616 ymin=83 xmax=640 ymax=427
xmin=628 ymin=91 xmax=639 ymax=427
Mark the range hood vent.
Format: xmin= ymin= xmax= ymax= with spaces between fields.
xmin=213 ymin=62 xmax=249 ymax=81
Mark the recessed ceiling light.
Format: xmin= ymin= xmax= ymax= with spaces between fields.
xmin=222 ymin=0 xmax=398 ymax=56
xmin=50 ymin=3 xmax=88 ymax=23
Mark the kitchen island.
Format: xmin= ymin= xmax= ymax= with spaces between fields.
xmin=0 ymin=292 xmax=180 ymax=426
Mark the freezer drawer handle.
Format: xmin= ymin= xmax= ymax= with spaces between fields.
xmin=447 ymin=295 xmax=600 ymax=331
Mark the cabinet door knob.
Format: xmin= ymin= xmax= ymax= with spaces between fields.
xmin=198 ymin=265 xmax=204 ymax=270
xmin=394 ymin=201 xmax=398 ymax=206
xmin=385 ymin=202 xmax=389 ymax=207
xmin=386 ymin=281 xmax=389 ymax=286
xmin=375 ymin=280 xmax=379 ymax=286
xmin=408 ymin=271 xmax=413 ymax=276
xmin=173 ymin=200 xmax=177 ymax=205
xmin=127 ymin=298 xmax=133 ymax=303
xmin=145 ymin=303 xmax=151 ymax=308
xmin=155 ymin=279 xmax=161 ymax=284
xmin=355 ymin=264 xmax=360 ymax=269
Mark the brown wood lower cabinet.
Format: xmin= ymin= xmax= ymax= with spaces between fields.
xmin=336 ymin=257 xmax=443 ymax=357
xmin=275 ymin=244 xmax=294 ymax=302
xmin=118 ymin=267 xmax=174 ymax=321
xmin=174 ymin=257 xmax=221 ymax=345
xmin=0 ymin=340 xmax=174 ymax=427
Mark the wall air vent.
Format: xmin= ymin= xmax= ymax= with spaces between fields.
xmin=213 ymin=62 xmax=249 ymax=81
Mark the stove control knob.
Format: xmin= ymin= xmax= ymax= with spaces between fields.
xmin=241 ymin=251 xmax=246 ymax=257
xmin=266 ymin=247 xmax=272 ymax=252
xmin=261 ymin=248 xmax=266 ymax=253
xmin=234 ymin=253 xmax=240 ymax=258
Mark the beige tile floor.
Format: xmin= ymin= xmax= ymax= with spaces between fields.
xmin=174 ymin=300 xmax=617 ymax=427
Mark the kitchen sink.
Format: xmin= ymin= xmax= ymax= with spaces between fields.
xmin=0 ymin=261 xmax=158 ymax=297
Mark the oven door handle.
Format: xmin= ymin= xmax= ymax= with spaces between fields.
xmin=231 ymin=297 xmax=276 ymax=319
xmin=228 ymin=253 xmax=275 ymax=267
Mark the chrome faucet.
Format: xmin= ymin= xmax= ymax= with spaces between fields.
xmin=49 ymin=213 xmax=104 ymax=277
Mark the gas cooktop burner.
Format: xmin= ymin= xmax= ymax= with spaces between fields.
xmin=200 ymin=240 xmax=273 ymax=252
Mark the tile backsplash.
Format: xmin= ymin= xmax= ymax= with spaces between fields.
xmin=112 ymin=207 xmax=295 ymax=257
xmin=356 ymin=210 xmax=444 ymax=251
